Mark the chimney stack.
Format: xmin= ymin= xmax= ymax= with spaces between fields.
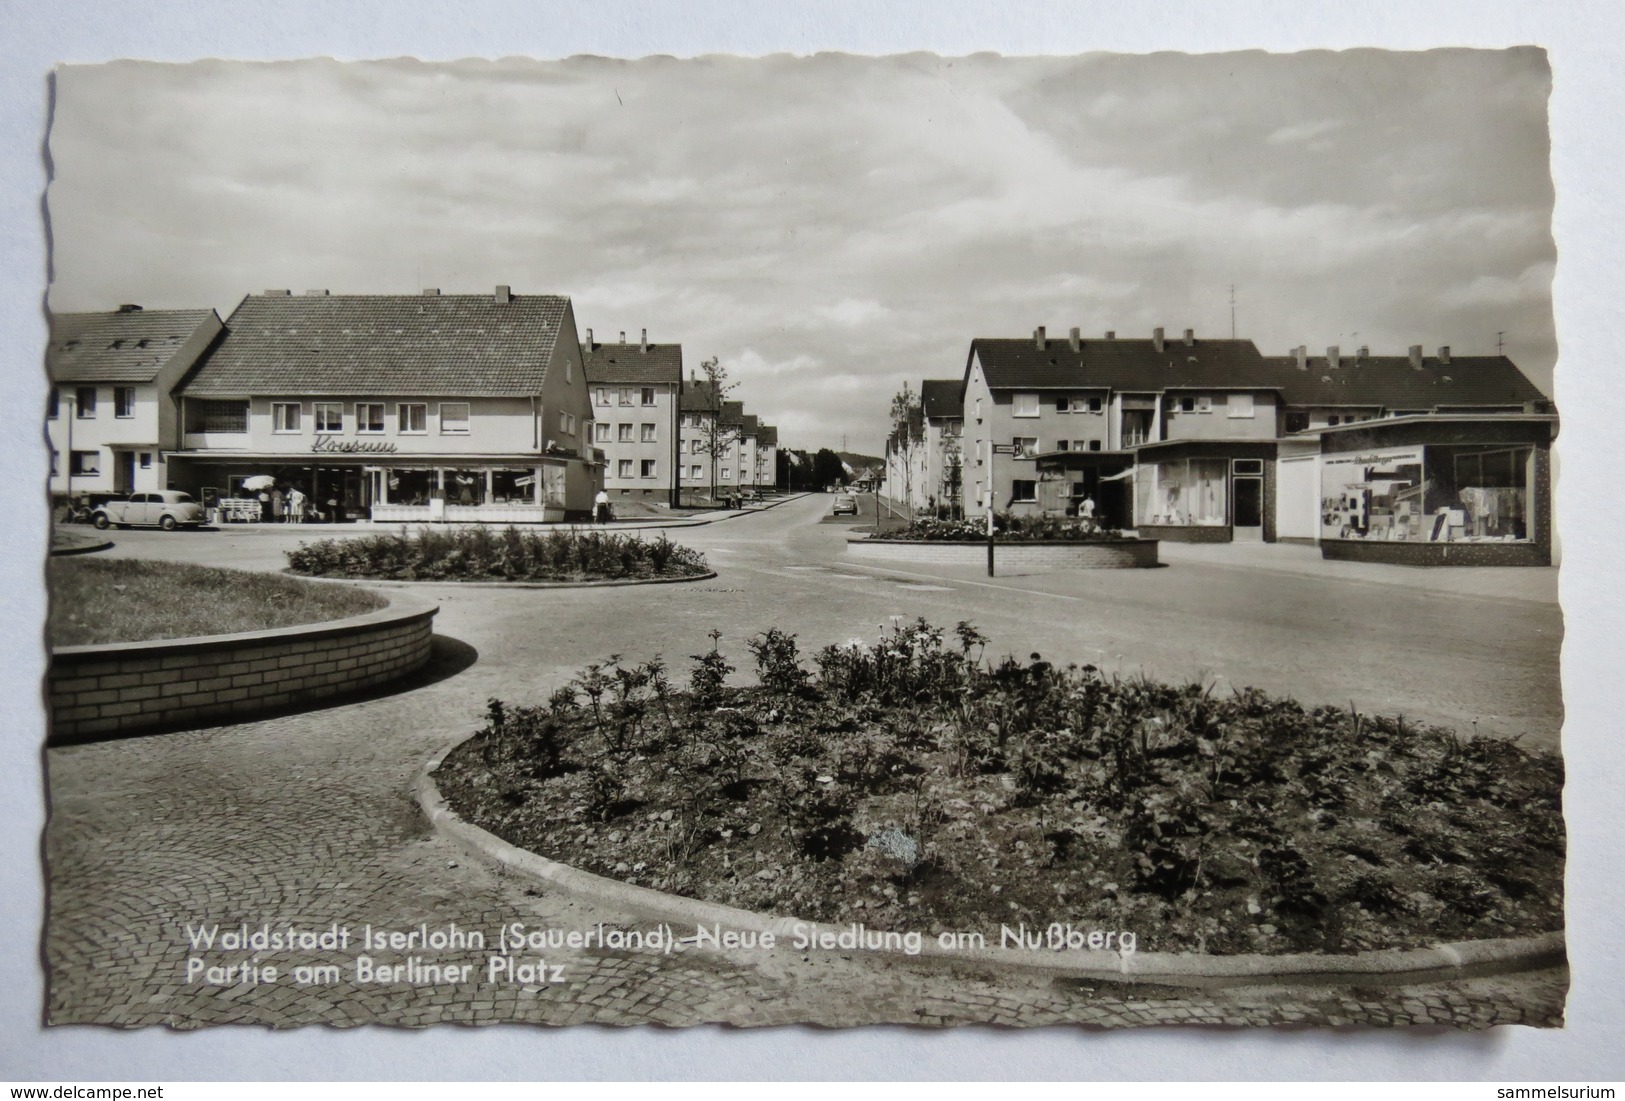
xmin=1409 ymin=345 xmax=1424 ymax=369
xmin=494 ymin=284 xmax=512 ymax=304
xmin=619 ymin=331 xmax=627 ymax=344
xmin=1152 ymin=327 xmax=1165 ymax=353
xmin=1294 ymin=345 xmax=1308 ymax=370
xmin=585 ymin=327 xmax=593 ymax=346
xmin=1357 ymin=345 xmax=1369 ymax=360
xmin=1438 ymin=345 xmax=1451 ymax=365
xmin=1105 ymin=330 xmax=1116 ymax=340
xmin=116 ymin=303 xmax=142 ymax=313
xmin=1068 ymin=327 xmax=1080 ymax=352
xmin=1034 ymin=326 xmax=1047 ymax=350
xmin=641 ymin=328 xmax=649 ymax=353
xmin=304 ymin=289 xmax=329 ymax=296
xmin=421 ymin=288 xmax=440 ymax=296
xmin=1183 ymin=328 xmax=1194 ymax=346
xmin=1327 ymin=345 xmax=1341 ymax=370
xmin=264 ymin=289 xmax=291 ymax=296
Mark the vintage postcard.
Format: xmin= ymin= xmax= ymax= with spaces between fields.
xmin=40 ymin=50 xmax=1565 ymax=1029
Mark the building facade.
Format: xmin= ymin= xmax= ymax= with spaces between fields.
xmin=46 ymin=306 xmax=224 ymax=498
xmin=582 ymin=328 xmax=683 ymax=508
xmin=168 ymin=287 xmax=600 ymax=522
xmin=960 ymin=327 xmax=1556 ymax=564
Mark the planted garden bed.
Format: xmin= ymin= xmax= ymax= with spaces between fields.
xmin=436 ymin=619 xmax=1563 ymax=956
xmin=286 ymin=525 xmax=708 ymax=583
xmin=48 ymin=557 xmax=387 ymax=647
xmin=871 ymin=515 xmax=1135 ymax=542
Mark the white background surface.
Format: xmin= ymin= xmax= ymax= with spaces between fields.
xmin=2 ymin=0 xmax=1619 ymax=1081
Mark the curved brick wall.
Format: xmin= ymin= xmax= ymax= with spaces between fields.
xmin=48 ymin=597 xmax=438 ymax=742
xmin=846 ymin=538 xmax=1159 ymax=570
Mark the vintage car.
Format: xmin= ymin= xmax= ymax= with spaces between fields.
xmin=92 ymin=490 xmax=206 ymax=531
xmin=832 ymin=494 xmax=859 ymax=516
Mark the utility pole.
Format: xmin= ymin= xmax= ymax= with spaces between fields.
xmin=1229 ymin=284 xmax=1236 ymax=340
xmin=1497 ymin=331 xmax=1506 ymax=356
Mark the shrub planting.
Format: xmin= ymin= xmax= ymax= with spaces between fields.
xmin=873 ymin=514 xmax=1133 ymax=542
xmin=286 ymin=525 xmax=709 ymax=582
xmin=435 ymin=619 xmax=1563 ymax=956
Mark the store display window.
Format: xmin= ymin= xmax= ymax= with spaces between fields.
xmin=1135 ymin=458 xmax=1227 ymax=526
xmin=1320 ymin=446 xmax=1531 ymax=543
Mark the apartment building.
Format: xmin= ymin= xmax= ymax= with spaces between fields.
xmin=168 ymin=287 xmax=600 ymax=521
xmin=582 ymin=328 xmax=683 ymax=508
xmin=46 ymin=305 xmax=224 ymax=498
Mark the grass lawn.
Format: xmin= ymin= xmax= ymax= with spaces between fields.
xmin=439 ymin=619 xmax=1563 ymax=956
xmin=49 ymin=557 xmax=387 ymax=647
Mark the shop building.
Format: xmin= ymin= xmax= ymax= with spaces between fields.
xmin=582 ymin=328 xmax=683 ymax=508
xmin=958 ymin=328 xmax=1555 ymax=563
xmin=168 ymin=287 xmax=600 ymax=522
xmin=46 ymin=305 xmax=224 ymax=499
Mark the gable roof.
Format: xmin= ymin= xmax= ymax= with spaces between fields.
xmin=581 ymin=337 xmax=683 ymax=387
xmin=757 ymin=425 xmax=778 ymax=448
xmin=680 ymin=379 xmax=728 ymax=412
xmin=920 ymin=378 xmax=962 ymax=419
xmin=48 ymin=308 xmax=219 ymax=383
xmin=180 ymin=292 xmax=570 ymax=398
xmin=971 ymin=336 xmax=1275 ymax=392
xmin=1265 ymin=354 xmax=1551 ymax=411
xmin=969 ymin=335 xmax=1551 ymax=412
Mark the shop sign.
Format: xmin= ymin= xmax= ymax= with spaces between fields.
xmin=1323 ymin=448 xmax=1421 ymax=468
xmin=311 ymin=438 xmax=398 ymax=454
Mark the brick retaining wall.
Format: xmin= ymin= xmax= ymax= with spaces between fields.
xmin=1320 ymin=540 xmax=1550 ymax=567
xmin=846 ymin=538 xmax=1159 ymax=570
xmin=48 ymin=597 xmax=438 ymax=742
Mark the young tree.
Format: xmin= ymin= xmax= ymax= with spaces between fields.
xmin=940 ymin=441 xmax=963 ymax=519
xmin=888 ymin=383 xmax=924 ymax=517
xmin=695 ymin=356 xmax=742 ymax=502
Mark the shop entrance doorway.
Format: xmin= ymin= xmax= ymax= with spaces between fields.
xmin=1233 ymin=475 xmax=1263 ymax=541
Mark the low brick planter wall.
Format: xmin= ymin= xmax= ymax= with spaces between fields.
xmin=847 ymin=538 xmax=1159 ymax=570
xmin=48 ymin=596 xmax=438 ymax=742
xmin=1135 ymin=524 xmax=1234 ymax=544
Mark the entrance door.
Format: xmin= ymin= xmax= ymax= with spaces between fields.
xmin=115 ymin=451 xmax=136 ymax=494
xmin=1233 ymin=476 xmax=1263 ymax=540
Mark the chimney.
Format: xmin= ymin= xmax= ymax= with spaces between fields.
xmin=421 ymin=288 xmax=440 ymax=296
xmin=116 ymin=303 xmax=142 ymax=313
xmin=1438 ymin=345 xmax=1451 ymax=365
xmin=1183 ymin=328 xmax=1194 ymax=346
xmin=585 ymin=327 xmax=593 ymax=347
xmin=1327 ymin=345 xmax=1341 ymax=370
xmin=264 ymin=289 xmax=291 ymax=296
xmin=1152 ymin=327 xmax=1165 ymax=353
xmin=1409 ymin=345 xmax=1424 ymax=369
xmin=1034 ymin=326 xmax=1047 ymax=350
xmin=494 ymin=284 xmax=512 ymax=304
xmin=641 ymin=328 xmax=649 ymax=353
xmin=1294 ymin=345 xmax=1308 ymax=370
xmin=1068 ymin=327 xmax=1080 ymax=352
xmin=619 ymin=331 xmax=627 ymax=344
xmin=304 ymin=289 xmax=329 ymax=296
xmin=1104 ymin=330 xmax=1116 ymax=340
xmin=1357 ymin=345 xmax=1369 ymax=360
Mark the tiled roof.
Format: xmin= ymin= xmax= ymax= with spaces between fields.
xmin=720 ymin=400 xmax=746 ymax=427
xmin=680 ymin=379 xmax=729 ymax=412
xmin=48 ymin=308 xmax=219 ymax=383
xmin=582 ymin=338 xmax=683 ymax=386
xmin=180 ymin=293 xmax=570 ymax=397
xmin=739 ymin=413 xmax=760 ymax=437
xmin=1265 ymin=354 xmax=1551 ymax=411
xmin=920 ymin=378 xmax=962 ymax=419
xmin=972 ymin=336 xmax=1276 ymax=392
xmin=971 ymin=336 xmax=1552 ymax=412
xmin=757 ymin=425 xmax=778 ymax=447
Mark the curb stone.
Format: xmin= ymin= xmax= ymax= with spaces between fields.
xmin=287 ymin=569 xmax=718 ymax=590
xmin=415 ymin=730 xmax=1566 ymax=989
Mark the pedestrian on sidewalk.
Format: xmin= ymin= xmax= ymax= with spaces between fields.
xmin=593 ymin=488 xmax=611 ymax=524
xmin=287 ymin=486 xmax=307 ymax=524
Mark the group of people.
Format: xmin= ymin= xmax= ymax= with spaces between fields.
xmin=256 ymin=485 xmax=309 ymax=523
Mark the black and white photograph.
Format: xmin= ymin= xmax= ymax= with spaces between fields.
xmin=30 ymin=44 xmax=1572 ymax=1036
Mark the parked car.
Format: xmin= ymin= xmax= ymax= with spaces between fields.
xmin=92 ymin=490 xmax=206 ymax=531
xmin=832 ymin=494 xmax=858 ymax=516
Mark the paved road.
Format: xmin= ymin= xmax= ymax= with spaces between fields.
xmin=44 ymin=497 xmax=1566 ymax=1027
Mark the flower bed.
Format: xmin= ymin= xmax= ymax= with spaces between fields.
xmin=436 ymin=619 xmax=1563 ymax=956
xmin=873 ymin=515 xmax=1133 ymax=542
xmin=286 ymin=525 xmax=708 ymax=582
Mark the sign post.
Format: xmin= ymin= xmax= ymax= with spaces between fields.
xmin=988 ymin=441 xmax=1018 ymax=576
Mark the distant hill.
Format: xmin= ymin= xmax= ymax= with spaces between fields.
xmin=837 ymin=451 xmax=883 ymax=474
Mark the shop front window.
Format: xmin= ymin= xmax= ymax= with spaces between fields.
xmin=1320 ymin=449 xmax=1426 ymax=542
xmin=1320 ymin=446 xmax=1531 ymax=543
xmin=491 ymin=468 xmax=537 ymax=504
xmin=446 ymin=469 xmax=486 ymax=506
xmin=1430 ymin=446 xmax=1530 ymax=541
xmin=1135 ymin=458 xmax=1228 ymax=526
xmin=388 ymin=468 xmax=437 ymax=504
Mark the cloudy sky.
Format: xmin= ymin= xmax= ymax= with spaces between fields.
xmin=45 ymin=49 xmax=1555 ymax=452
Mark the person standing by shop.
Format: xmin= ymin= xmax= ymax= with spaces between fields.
xmin=287 ymin=485 xmax=306 ymax=524
xmin=593 ymin=488 xmax=611 ymax=524
xmin=270 ymin=486 xmax=285 ymax=523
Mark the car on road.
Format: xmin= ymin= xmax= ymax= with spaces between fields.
xmin=832 ymin=494 xmax=858 ymax=516
xmin=92 ymin=490 xmax=206 ymax=531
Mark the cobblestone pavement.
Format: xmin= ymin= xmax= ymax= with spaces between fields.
xmin=45 ymin=499 xmax=1568 ymax=1028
